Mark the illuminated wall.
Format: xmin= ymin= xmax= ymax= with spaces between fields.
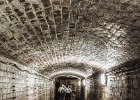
xmin=0 ymin=57 xmax=53 ymax=100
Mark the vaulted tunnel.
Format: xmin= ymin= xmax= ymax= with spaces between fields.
xmin=0 ymin=0 xmax=140 ymax=100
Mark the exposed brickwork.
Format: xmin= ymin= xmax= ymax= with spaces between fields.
xmin=0 ymin=0 xmax=139 ymax=74
xmin=103 ymin=74 xmax=127 ymax=100
xmin=0 ymin=56 xmax=53 ymax=100
xmin=86 ymin=59 xmax=140 ymax=100
xmin=102 ymin=72 xmax=140 ymax=100
xmin=102 ymin=59 xmax=140 ymax=100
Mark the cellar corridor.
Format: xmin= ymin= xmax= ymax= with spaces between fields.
xmin=0 ymin=0 xmax=140 ymax=100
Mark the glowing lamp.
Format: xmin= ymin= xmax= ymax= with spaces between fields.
xmin=83 ymin=79 xmax=86 ymax=86
xmin=100 ymin=73 xmax=106 ymax=85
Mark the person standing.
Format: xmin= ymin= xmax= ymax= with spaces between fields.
xmin=65 ymin=85 xmax=72 ymax=100
xmin=58 ymin=84 xmax=65 ymax=100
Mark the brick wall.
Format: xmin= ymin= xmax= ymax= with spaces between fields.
xmin=87 ymin=73 xmax=104 ymax=100
xmin=103 ymin=73 xmax=127 ymax=100
xmin=0 ymin=56 xmax=53 ymax=100
xmin=89 ymin=59 xmax=140 ymax=100
xmin=102 ymin=72 xmax=140 ymax=100
xmin=103 ymin=59 xmax=140 ymax=100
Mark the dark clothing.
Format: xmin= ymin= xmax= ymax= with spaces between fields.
xmin=59 ymin=93 xmax=65 ymax=100
xmin=58 ymin=86 xmax=65 ymax=100
xmin=65 ymin=87 xmax=72 ymax=100
xmin=65 ymin=93 xmax=71 ymax=100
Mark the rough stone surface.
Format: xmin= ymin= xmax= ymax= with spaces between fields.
xmin=0 ymin=0 xmax=140 ymax=74
xmin=89 ymin=59 xmax=140 ymax=100
xmin=0 ymin=56 xmax=53 ymax=100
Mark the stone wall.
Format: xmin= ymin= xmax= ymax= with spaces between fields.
xmin=0 ymin=56 xmax=53 ymax=100
xmin=102 ymin=59 xmax=140 ymax=100
xmin=102 ymin=71 xmax=140 ymax=100
xmin=103 ymin=73 xmax=127 ymax=100
xmin=87 ymin=73 xmax=104 ymax=100
xmin=88 ymin=59 xmax=140 ymax=100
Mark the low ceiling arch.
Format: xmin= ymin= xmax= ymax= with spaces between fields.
xmin=47 ymin=68 xmax=91 ymax=79
xmin=54 ymin=75 xmax=83 ymax=80
xmin=37 ymin=61 xmax=101 ymax=74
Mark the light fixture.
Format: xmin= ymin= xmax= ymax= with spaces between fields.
xmin=83 ymin=79 xmax=86 ymax=86
xmin=100 ymin=73 xmax=106 ymax=85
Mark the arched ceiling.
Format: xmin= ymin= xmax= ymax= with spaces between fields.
xmin=47 ymin=68 xmax=90 ymax=79
xmin=0 ymin=0 xmax=140 ymax=75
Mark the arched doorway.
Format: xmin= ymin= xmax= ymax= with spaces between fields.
xmin=54 ymin=76 xmax=85 ymax=100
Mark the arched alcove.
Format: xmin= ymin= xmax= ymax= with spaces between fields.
xmin=54 ymin=75 xmax=86 ymax=100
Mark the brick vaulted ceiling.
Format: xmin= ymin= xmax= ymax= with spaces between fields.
xmin=0 ymin=0 xmax=140 ymax=75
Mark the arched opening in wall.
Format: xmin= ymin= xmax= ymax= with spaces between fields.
xmin=54 ymin=76 xmax=85 ymax=100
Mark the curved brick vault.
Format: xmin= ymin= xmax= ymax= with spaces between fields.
xmin=0 ymin=0 xmax=140 ymax=76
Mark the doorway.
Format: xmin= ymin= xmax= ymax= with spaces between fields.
xmin=54 ymin=76 xmax=85 ymax=100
